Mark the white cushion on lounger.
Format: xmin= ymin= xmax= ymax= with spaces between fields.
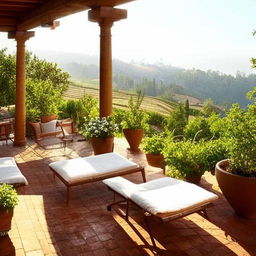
xmin=0 ymin=157 xmax=28 ymax=185
xmin=103 ymin=177 xmax=218 ymax=216
xmin=49 ymin=153 xmax=139 ymax=184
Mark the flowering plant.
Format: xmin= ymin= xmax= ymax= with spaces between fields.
xmin=82 ymin=117 xmax=118 ymax=139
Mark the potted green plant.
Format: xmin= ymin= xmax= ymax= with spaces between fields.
xmin=164 ymin=139 xmax=227 ymax=184
xmin=142 ymin=135 xmax=165 ymax=172
xmin=0 ymin=184 xmax=18 ymax=236
xmin=122 ymin=91 xmax=148 ymax=152
xmin=215 ymin=103 xmax=256 ymax=219
xmin=163 ymin=140 xmax=205 ymax=184
xmin=81 ymin=116 xmax=118 ymax=155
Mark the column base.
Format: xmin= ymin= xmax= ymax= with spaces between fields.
xmin=13 ymin=140 xmax=26 ymax=147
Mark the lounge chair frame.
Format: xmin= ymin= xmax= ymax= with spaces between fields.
xmin=50 ymin=166 xmax=146 ymax=206
xmin=106 ymin=184 xmax=213 ymax=248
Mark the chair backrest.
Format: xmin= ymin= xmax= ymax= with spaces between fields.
xmin=29 ymin=122 xmax=41 ymax=141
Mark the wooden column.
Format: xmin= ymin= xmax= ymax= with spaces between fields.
xmin=8 ymin=31 xmax=34 ymax=146
xmin=89 ymin=7 xmax=127 ymax=117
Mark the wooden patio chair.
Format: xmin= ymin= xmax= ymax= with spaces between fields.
xmin=0 ymin=121 xmax=14 ymax=144
xmin=103 ymin=176 xmax=218 ymax=248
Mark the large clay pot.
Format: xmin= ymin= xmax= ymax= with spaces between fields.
xmin=90 ymin=136 xmax=114 ymax=155
xmin=215 ymin=159 xmax=256 ymax=219
xmin=40 ymin=114 xmax=58 ymax=123
xmin=123 ymin=128 xmax=144 ymax=152
xmin=0 ymin=208 xmax=13 ymax=236
xmin=146 ymin=153 xmax=165 ymax=172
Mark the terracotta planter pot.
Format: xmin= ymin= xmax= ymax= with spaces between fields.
xmin=123 ymin=128 xmax=144 ymax=152
xmin=0 ymin=208 xmax=13 ymax=236
xmin=215 ymin=159 xmax=256 ymax=219
xmin=40 ymin=114 xmax=58 ymax=123
xmin=90 ymin=136 xmax=114 ymax=155
xmin=146 ymin=153 xmax=165 ymax=169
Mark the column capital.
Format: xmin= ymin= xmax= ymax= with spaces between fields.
xmin=8 ymin=31 xmax=35 ymax=42
xmin=88 ymin=6 xmax=127 ymax=25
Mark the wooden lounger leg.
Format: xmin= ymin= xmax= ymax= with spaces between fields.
xmin=107 ymin=199 xmax=127 ymax=212
xmin=66 ymin=186 xmax=71 ymax=206
xmin=141 ymin=168 xmax=146 ymax=182
xmin=126 ymin=200 xmax=129 ymax=220
xmin=144 ymin=214 xmax=156 ymax=248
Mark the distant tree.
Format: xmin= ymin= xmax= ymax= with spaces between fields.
xmin=184 ymin=99 xmax=189 ymax=123
xmin=202 ymin=99 xmax=216 ymax=117
xmin=166 ymin=104 xmax=187 ymax=137
xmin=0 ymin=49 xmax=70 ymax=108
xmin=0 ymin=49 xmax=16 ymax=106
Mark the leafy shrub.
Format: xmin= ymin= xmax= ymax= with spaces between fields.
xmin=122 ymin=91 xmax=149 ymax=130
xmin=59 ymin=95 xmax=98 ymax=128
xmin=81 ymin=117 xmax=118 ymax=139
xmin=163 ymin=139 xmax=227 ymax=179
xmin=199 ymin=139 xmax=229 ymax=172
xmin=163 ymin=140 xmax=205 ymax=178
xmin=224 ymin=104 xmax=256 ymax=176
xmin=112 ymin=108 xmax=127 ymax=133
xmin=184 ymin=116 xmax=212 ymax=141
xmin=0 ymin=184 xmax=18 ymax=212
xmin=165 ymin=104 xmax=187 ymax=137
xmin=26 ymin=79 xmax=63 ymax=121
xmin=142 ymin=135 xmax=165 ymax=154
xmin=147 ymin=112 xmax=167 ymax=128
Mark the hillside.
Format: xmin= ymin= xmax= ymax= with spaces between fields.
xmin=34 ymin=50 xmax=256 ymax=108
xmin=64 ymin=81 xmax=203 ymax=116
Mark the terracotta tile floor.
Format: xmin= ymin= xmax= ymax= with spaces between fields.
xmin=0 ymin=136 xmax=256 ymax=256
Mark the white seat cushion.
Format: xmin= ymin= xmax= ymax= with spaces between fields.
xmin=0 ymin=157 xmax=28 ymax=185
xmin=40 ymin=120 xmax=57 ymax=134
xmin=103 ymin=177 xmax=218 ymax=216
xmin=49 ymin=153 xmax=139 ymax=184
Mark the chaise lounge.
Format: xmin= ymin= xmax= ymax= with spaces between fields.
xmin=103 ymin=176 xmax=218 ymax=248
xmin=49 ymin=152 xmax=146 ymax=205
xmin=0 ymin=157 xmax=28 ymax=187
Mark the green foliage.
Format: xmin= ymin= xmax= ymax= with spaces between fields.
xmin=0 ymin=50 xmax=70 ymax=120
xmin=0 ymin=184 xmax=18 ymax=212
xmin=163 ymin=139 xmax=228 ymax=179
xmin=26 ymin=53 xmax=70 ymax=93
xmin=59 ymin=95 xmax=98 ymax=127
xmin=147 ymin=112 xmax=167 ymax=128
xmin=184 ymin=116 xmax=212 ymax=141
xmin=26 ymin=79 xmax=63 ymax=120
xmin=142 ymin=135 xmax=165 ymax=154
xmin=224 ymin=104 xmax=256 ymax=176
xmin=184 ymin=99 xmax=189 ymax=123
xmin=163 ymin=140 xmax=206 ymax=178
xmin=0 ymin=49 xmax=16 ymax=106
xmin=112 ymin=108 xmax=127 ymax=133
xmin=165 ymin=104 xmax=187 ymax=137
xmin=202 ymin=99 xmax=216 ymax=117
xmin=122 ymin=91 xmax=149 ymax=130
xmin=81 ymin=117 xmax=118 ymax=139
xmin=200 ymin=139 xmax=229 ymax=172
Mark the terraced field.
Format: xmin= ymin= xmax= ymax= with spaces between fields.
xmin=64 ymin=83 xmax=177 ymax=115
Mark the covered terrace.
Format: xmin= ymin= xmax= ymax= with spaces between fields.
xmin=0 ymin=1 xmax=256 ymax=256
xmin=0 ymin=0 xmax=133 ymax=146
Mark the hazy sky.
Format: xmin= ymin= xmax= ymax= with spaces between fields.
xmin=0 ymin=0 xmax=256 ymax=75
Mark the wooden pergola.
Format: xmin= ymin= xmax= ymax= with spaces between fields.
xmin=0 ymin=0 xmax=134 ymax=146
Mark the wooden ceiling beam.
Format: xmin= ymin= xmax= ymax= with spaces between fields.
xmin=0 ymin=26 xmax=16 ymax=32
xmin=17 ymin=0 xmax=134 ymax=30
xmin=0 ymin=2 xmax=36 ymax=8
xmin=0 ymin=17 xmax=17 ymax=26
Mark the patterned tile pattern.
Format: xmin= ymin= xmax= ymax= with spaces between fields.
xmin=0 ymin=137 xmax=256 ymax=256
